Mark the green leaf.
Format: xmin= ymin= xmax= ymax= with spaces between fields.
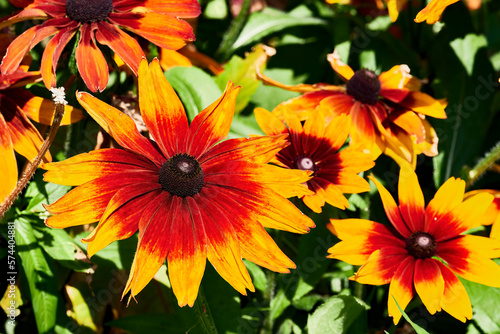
xmin=462 ymin=279 xmax=500 ymax=334
xmin=307 ymin=295 xmax=368 ymax=334
xmin=450 ymin=34 xmax=488 ymax=76
xmin=230 ymin=7 xmax=326 ymax=53
xmin=292 ymin=294 xmax=324 ymax=311
xmin=392 ymin=296 xmax=430 ymax=334
xmin=243 ymin=260 xmax=267 ymax=293
xmin=164 ymin=66 xmax=222 ymax=122
xmin=228 ymin=113 xmax=264 ymax=139
xmin=24 ymin=171 xmax=71 ymax=214
xmin=107 ymin=314 xmax=191 ymax=334
xmin=15 ymin=217 xmax=58 ymax=334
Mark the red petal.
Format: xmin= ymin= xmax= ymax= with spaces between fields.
xmin=436 ymin=261 xmax=472 ymax=322
xmin=388 ymin=256 xmax=415 ymax=324
xmin=380 ymin=88 xmax=410 ymax=103
xmin=413 ymin=259 xmax=444 ymax=315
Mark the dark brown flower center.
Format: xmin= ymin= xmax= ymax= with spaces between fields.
xmin=294 ymin=155 xmax=317 ymax=173
xmin=346 ymin=69 xmax=381 ymax=105
xmin=405 ymin=232 xmax=437 ymax=259
xmin=66 ymin=0 xmax=113 ymax=23
xmin=159 ymin=154 xmax=204 ymax=198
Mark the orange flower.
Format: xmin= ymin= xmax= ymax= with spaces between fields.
xmin=0 ymin=0 xmax=200 ymax=92
xmin=258 ymin=51 xmax=447 ymax=168
xmin=327 ymin=164 xmax=500 ymax=324
xmin=43 ymin=58 xmax=315 ymax=306
xmin=464 ymin=189 xmax=500 ymax=240
xmin=415 ymin=0 xmax=459 ymax=24
xmin=326 ymin=0 xmax=407 ymax=22
xmin=255 ymin=107 xmax=375 ymax=213
xmin=0 ymin=51 xmax=84 ymax=203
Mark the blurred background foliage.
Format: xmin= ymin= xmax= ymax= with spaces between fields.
xmin=1 ymin=0 xmax=500 ymax=333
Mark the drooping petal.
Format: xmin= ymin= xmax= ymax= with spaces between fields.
xmin=398 ymin=163 xmax=426 ymax=232
xmin=0 ymin=114 xmax=17 ymax=204
xmin=84 ymin=184 xmax=162 ymax=257
xmin=388 ymin=256 xmax=416 ymax=325
xmin=139 ymin=0 xmax=202 ymax=17
xmin=76 ymin=91 xmax=165 ymax=166
xmin=415 ymin=0 xmax=459 ymax=24
xmin=0 ymin=95 xmax=50 ymax=163
xmin=0 ymin=8 xmax=48 ymax=31
xmin=44 ymin=173 xmax=157 ymax=228
xmin=368 ymin=175 xmax=411 ymax=238
xmin=327 ymin=51 xmax=354 ymax=81
xmin=95 ymin=22 xmax=145 ymax=75
xmin=123 ymin=192 xmax=173 ymax=299
xmin=434 ymin=261 xmax=472 ymax=322
xmin=272 ymin=90 xmax=339 ymax=122
xmin=167 ymin=197 xmax=207 ymax=307
xmin=390 ymin=110 xmax=425 ymax=143
xmin=327 ymin=219 xmax=405 ymax=265
xmin=379 ymin=65 xmax=421 ymax=91
xmin=42 ymin=149 xmax=157 ymax=186
xmin=318 ymin=180 xmax=350 ymax=210
xmin=385 ymin=0 xmax=407 ymax=22
xmin=186 ymin=82 xmax=240 ymax=158
xmin=437 ymin=236 xmax=500 ymax=288
xmin=415 ymin=118 xmax=439 ymax=157
xmin=413 ymin=259 xmax=444 ymax=315
xmin=350 ymin=103 xmax=379 ymax=156
xmin=254 ymin=107 xmax=288 ymax=136
xmin=302 ymin=185 xmax=327 ymax=213
xmin=75 ymin=23 xmax=108 ymax=92
xmin=109 ymin=12 xmax=195 ymax=50
xmin=138 ymin=58 xmax=188 ymax=158
xmin=399 ymin=91 xmax=447 ymax=118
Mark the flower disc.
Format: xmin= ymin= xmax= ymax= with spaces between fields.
xmin=159 ymin=153 xmax=204 ymax=197
xmin=346 ymin=69 xmax=381 ymax=105
xmin=66 ymin=0 xmax=113 ymax=23
xmin=405 ymin=231 xmax=437 ymax=259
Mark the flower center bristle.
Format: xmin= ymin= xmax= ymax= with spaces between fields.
xmin=159 ymin=154 xmax=204 ymax=198
xmin=294 ymin=156 xmax=317 ymax=173
xmin=405 ymin=231 xmax=437 ymax=259
xmin=66 ymin=0 xmax=113 ymax=23
xmin=346 ymin=69 xmax=381 ymax=105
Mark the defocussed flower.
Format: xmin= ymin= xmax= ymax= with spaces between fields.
xmin=0 ymin=34 xmax=83 ymax=204
xmin=326 ymin=0 xmax=407 ymax=22
xmin=415 ymin=0 xmax=459 ymax=24
xmin=42 ymin=58 xmax=315 ymax=306
xmin=464 ymin=189 xmax=500 ymax=240
xmin=257 ymin=50 xmax=447 ymax=168
xmin=327 ymin=164 xmax=500 ymax=324
xmin=0 ymin=0 xmax=201 ymax=92
xmin=255 ymin=107 xmax=375 ymax=213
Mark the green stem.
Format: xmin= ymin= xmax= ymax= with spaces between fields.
xmin=466 ymin=141 xmax=500 ymax=188
xmin=215 ymin=0 xmax=252 ymax=61
xmin=194 ymin=285 xmax=219 ymax=334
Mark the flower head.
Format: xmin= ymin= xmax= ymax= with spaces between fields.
xmin=258 ymin=50 xmax=447 ymax=168
xmin=43 ymin=58 xmax=315 ymax=306
xmin=327 ymin=164 xmax=500 ymax=324
xmin=0 ymin=0 xmax=200 ymax=92
xmin=255 ymin=107 xmax=375 ymax=213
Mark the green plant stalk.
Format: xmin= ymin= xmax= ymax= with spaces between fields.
xmin=0 ymin=102 xmax=65 ymax=219
xmin=215 ymin=0 xmax=252 ymax=61
xmin=466 ymin=141 xmax=500 ymax=188
xmin=194 ymin=284 xmax=219 ymax=334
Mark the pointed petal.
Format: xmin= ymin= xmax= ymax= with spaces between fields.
xmin=44 ymin=173 xmax=157 ymax=228
xmin=186 ymin=82 xmax=240 ymax=158
xmin=368 ymin=174 xmax=411 ymax=238
xmin=327 ymin=219 xmax=405 ymax=265
xmin=327 ymin=51 xmax=354 ymax=81
xmin=109 ymin=12 xmax=195 ymax=50
xmin=321 ymin=181 xmax=350 ymax=210
xmin=399 ymin=91 xmax=447 ymax=118
xmin=388 ymin=257 xmax=416 ymax=325
xmin=0 ymin=114 xmax=17 ymax=204
xmin=140 ymin=0 xmax=201 ymax=17
xmin=435 ymin=261 xmax=472 ymax=322
xmin=379 ymin=65 xmax=421 ymax=91
xmin=167 ymin=197 xmax=207 ymax=307
xmin=138 ymin=58 xmax=188 ymax=158
xmin=75 ymin=23 xmax=108 ymax=92
xmin=414 ymin=259 xmax=444 ymax=315
xmin=351 ymin=249 xmax=408 ymax=285
xmin=323 ymin=113 xmax=351 ymax=152
xmin=196 ymin=194 xmax=254 ymax=294
xmin=415 ymin=0 xmax=459 ymax=24
xmin=391 ymin=110 xmax=425 ymax=143
xmin=273 ymin=91 xmax=340 ymax=122
xmin=40 ymin=25 xmax=76 ymax=89
xmin=426 ymin=177 xmax=465 ymax=236
xmin=254 ymin=107 xmax=288 ymax=136
xmin=350 ymin=104 xmax=379 ymax=156
xmin=302 ymin=185 xmax=327 ymax=213
xmin=76 ymin=91 xmax=164 ymax=166
xmin=398 ymin=163 xmax=426 ymax=232
xmin=0 ymin=8 xmax=48 ymax=31
xmin=123 ymin=192 xmax=173 ymax=299
xmin=84 ymin=185 xmax=162 ymax=257
xmin=437 ymin=235 xmax=500 ymax=287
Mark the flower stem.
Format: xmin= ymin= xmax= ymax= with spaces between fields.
xmin=466 ymin=141 xmax=500 ymax=188
xmin=0 ymin=99 xmax=65 ymax=219
xmin=215 ymin=0 xmax=252 ymax=61
xmin=194 ymin=285 xmax=219 ymax=334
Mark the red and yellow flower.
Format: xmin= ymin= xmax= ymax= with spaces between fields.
xmin=464 ymin=189 xmax=500 ymax=240
xmin=327 ymin=164 xmax=500 ymax=324
xmin=258 ymin=51 xmax=447 ymax=168
xmin=42 ymin=58 xmax=315 ymax=306
xmin=0 ymin=34 xmax=83 ymax=204
xmin=255 ymin=107 xmax=375 ymax=213
xmin=0 ymin=0 xmax=200 ymax=92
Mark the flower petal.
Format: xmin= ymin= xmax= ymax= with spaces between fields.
xmin=436 ymin=261 xmax=472 ymax=322
xmin=254 ymin=107 xmax=288 ymax=136
xmin=368 ymin=174 xmax=411 ymax=238
xmin=398 ymin=163 xmax=426 ymax=232
xmin=415 ymin=0 xmax=459 ymax=24
xmin=75 ymin=23 xmax=108 ymax=92
xmin=391 ymin=110 xmax=425 ymax=143
xmin=327 ymin=51 xmax=354 ymax=81
xmin=351 ymin=248 xmax=408 ymax=285
xmin=414 ymin=259 xmax=444 ymax=315
xmin=426 ymin=177 xmax=465 ymax=236
xmin=388 ymin=256 xmax=416 ymax=325
xmin=76 ymin=91 xmax=164 ymax=166
xmin=0 ymin=114 xmax=17 ymax=204
xmin=186 ymin=82 xmax=240 ymax=158
xmin=140 ymin=0 xmax=201 ymax=17
xmin=379 ymin=65 xmax=421 ymax=91
xmin=84 ymin=184 xmax=162 ymax=257
xmin=138 ymin=58 xmax=188 ymax=158
xmin=95 ymin=21 xmax=145 ymax=75
xmin=400 ymin=91 xmax=447 ymax=118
